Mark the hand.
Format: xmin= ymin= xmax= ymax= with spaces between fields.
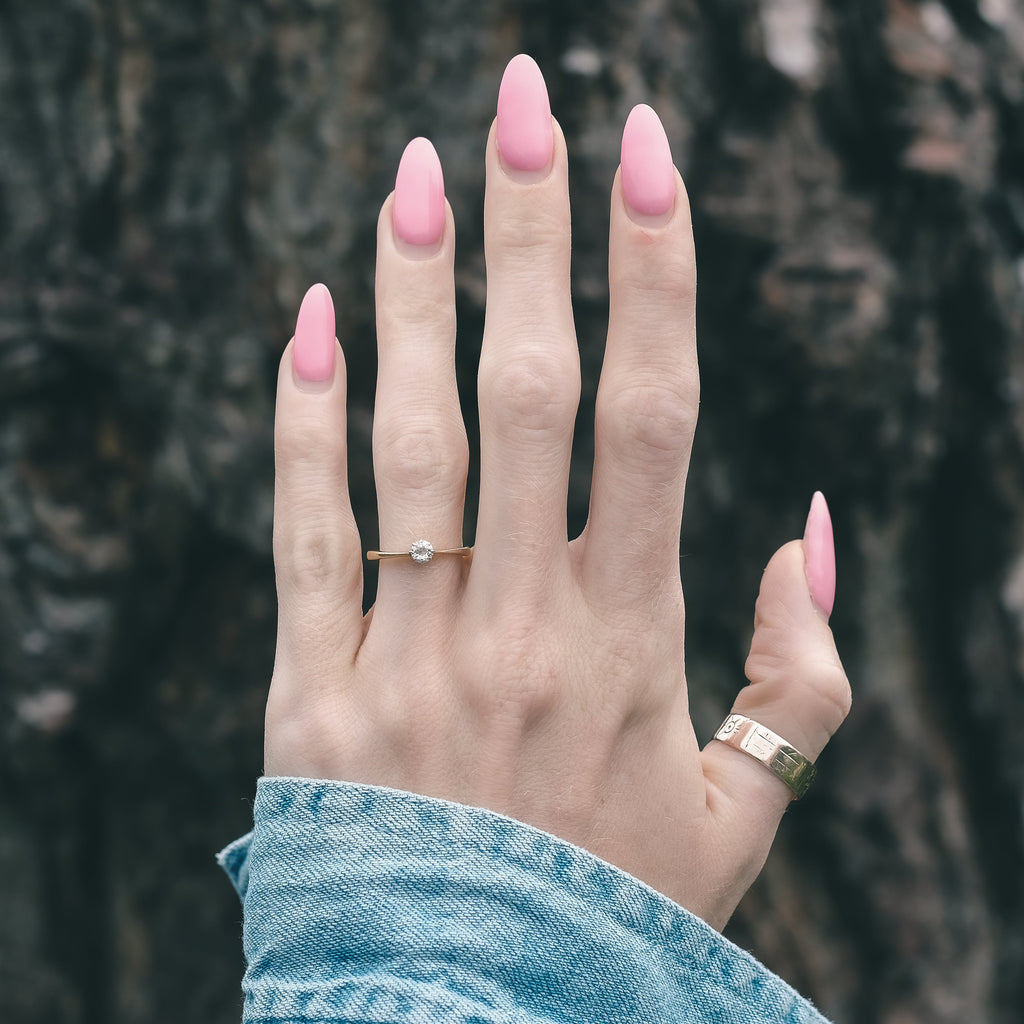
xmin=264 ymin=55 xmax=851 ymax=930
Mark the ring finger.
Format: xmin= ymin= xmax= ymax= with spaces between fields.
xmin=371 ymin=138 xmax=469 ymax=617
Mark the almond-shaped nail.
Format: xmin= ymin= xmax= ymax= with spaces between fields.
xmin=292 ymin=282 xmax=335 ymax=385
xmin=803 ymin=491 xmax=836 ymax=619
xmin=496 ymin=54 xmax=553 ymax=173
xmin=393 ymin=137 xmax=445 ymax=247
xmin=620 ymin=104 xmax=675 ymax=218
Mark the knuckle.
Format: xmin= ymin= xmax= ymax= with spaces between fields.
xmin=598 ymin=376 xmax=700 ymax=459
xmin=818 ymin=661 xmax=853 ymax=725
xmin=594 ymin=616 xmax=684 ymax=714
xmin=381 ymin=287 xmax=456 ymax=336
xmin=274 ymin=514 xmax=358 ymax=595
xmin=459 ymin=626 xmax=560 ymax=725
xmin=743 ymin=648 xmax=853 ymax=737
xmin=276 ymin=419 xmax=346 ymax=479
xmin=265 ymin=687 xmax=363 ymax=777
xmin=489 ymin=211 xmax=568 ymax=265
xmin=266 ymin=693 xmax=327 ymax=755
xmin=374 ymin=420 xmax=468 ymax=495
xmin=614 ymin=235 xmax=696 ymax=307
xmin=480 ymin=351 xmax=580 ymax=436
xmin=473 ymin=672 xmax=559 ymax=728
xmin=793 ymin=652 xmax=853 ymax=724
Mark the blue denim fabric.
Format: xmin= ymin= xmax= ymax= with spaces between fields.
xmin=218 ymin=776 xmax=831 ymax=1023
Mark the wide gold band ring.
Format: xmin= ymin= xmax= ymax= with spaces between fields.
xmin=366 ymin=539 xmax=472 ymax=564
xmin=713 ymin=713 xmax=817 ymax=799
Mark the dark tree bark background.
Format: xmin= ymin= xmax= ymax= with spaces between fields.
xmin=2 ymin=1 xmax=1023 ymax=1021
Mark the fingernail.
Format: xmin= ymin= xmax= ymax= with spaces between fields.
xmin=620 ymin=104 xmax=675 ymax=219
xmin=496 ymin=54 xmax=553 ymax=174
xmin=803 ymin=491 xmax=836 ymax=620
xmin=393 ymin=137 xmax=445 ymax=248
xmin=292 ymin=283 xmax=336 ymax=386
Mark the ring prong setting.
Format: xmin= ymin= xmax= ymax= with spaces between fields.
xmin=366 ymin=540 xmax=471 ymax=563
xmin=409 ymin=539 xmax=435 ymax=564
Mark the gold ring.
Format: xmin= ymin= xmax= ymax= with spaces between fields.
xmin=366 ymin=539 xmax=472 ymax=564
xmin=713 ymin=713 xmax=816 ymax=799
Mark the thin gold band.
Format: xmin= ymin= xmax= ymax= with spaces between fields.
xmin=366 ymin=539 xmax=471 ymax=564
xmin=713 ymin=713 xmax=817 ymax=799
xmin=367 ymin=548 xmax=472 ymax=561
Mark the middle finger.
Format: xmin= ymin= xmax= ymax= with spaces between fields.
xmin=472 ymin=56 xmax=580 ymax=600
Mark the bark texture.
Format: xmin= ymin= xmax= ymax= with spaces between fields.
xmin=2 ymin=1 xmax=1024 ymax=1021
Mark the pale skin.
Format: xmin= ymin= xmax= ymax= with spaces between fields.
xmin=265 ymin=57 xmax=851 ymax=932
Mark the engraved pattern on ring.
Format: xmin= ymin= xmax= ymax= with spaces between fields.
xmin=712 ymin=713 xmax=817 ymax=799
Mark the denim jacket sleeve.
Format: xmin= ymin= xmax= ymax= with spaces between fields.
xmin=217 ymin=776 xmax=831 ymax=1024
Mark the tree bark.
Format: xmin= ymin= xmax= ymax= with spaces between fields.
xmin=2 ymin=1 xmax=1023 ymax=1021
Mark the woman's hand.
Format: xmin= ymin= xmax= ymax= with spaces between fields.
xmin=263 ymin=55 xmax=851 ymax=930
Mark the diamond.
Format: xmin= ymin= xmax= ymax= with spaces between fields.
xmin=409 ymin=539 xmax=434 ymax=563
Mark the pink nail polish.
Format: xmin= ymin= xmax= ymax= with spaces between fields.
xmin=620 ymin=104 xmax=675 ymax=218
xmin=292 ymin=283 xmax=336 ymax=384
xmin=496 ymin=54 xmax=553 ymax=173
xmin=803 ymin=491 xmax=836 ymax=619
xmin=393 ymin=137 xmax=445 ymax=247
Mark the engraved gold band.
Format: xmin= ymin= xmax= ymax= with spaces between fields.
xmin=713 ymin=713 xmax=817 ymax=799
xmin=366 ymin=539 xmax=472 ymax=564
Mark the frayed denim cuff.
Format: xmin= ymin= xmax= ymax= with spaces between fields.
xmin=218 ymin=776 xmax=829 ymax=1024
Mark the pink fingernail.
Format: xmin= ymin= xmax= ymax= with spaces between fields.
xmin=803 ymin=491 xmax=836 ymax=619
xmin=292 ymin=283 xmax=336 ymax=384
xmin=496 ymin=54 xmax=553 ymax=173
xmin=620 ymin=104 xmax=675 ymax=218
xmin=393 ymin=137 xmax=445 ymax=247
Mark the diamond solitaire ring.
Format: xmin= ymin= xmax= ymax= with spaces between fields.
xmin=366 ymin=540 xmax=472 ymax=564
